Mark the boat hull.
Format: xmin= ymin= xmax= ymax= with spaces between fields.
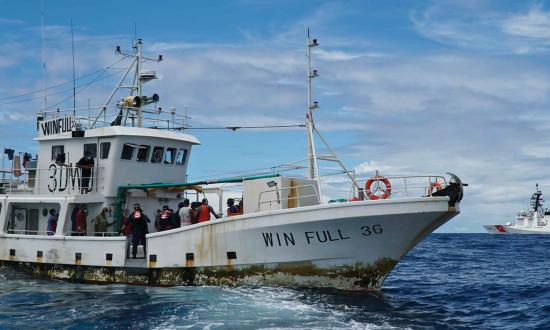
xmin=0 ymin=198 xmax=458 ymax=290
xmin=483 ymin=224 xmax=550 ymax=234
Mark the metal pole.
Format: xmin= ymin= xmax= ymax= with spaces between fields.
xmin=306 ymin=30 xmax=314 ymax=180
xmin=137 ymin=38 xmax=143 ymax=127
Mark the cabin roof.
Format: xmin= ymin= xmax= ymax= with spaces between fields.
xmin=34 ymin=126 xmax=200 ymax=144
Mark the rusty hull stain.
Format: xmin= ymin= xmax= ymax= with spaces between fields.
xmin=1 ymin=258 xmax=398 ymax=291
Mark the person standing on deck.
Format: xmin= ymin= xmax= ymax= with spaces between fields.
xmin=70 ymin=205 xmax=79 ymax=233
xmin=226 ymin=198 xmax=240 ymax=216
xmin=119 ymin=209 xmax=132 ymax=236
xmin=76 ymin=151 xmax=94 ymax=194
xmin=159 ymin=205 xmax=173 ymax=231
xmin=198 ymin=199 xmax=220 ymax=223
xmin=178 ymin=199 xmax=191 ymax=226
xmin=129 ymin=203 xmax=150 ymax=258
xmin=93 ymin=207 xmax=113 ymax=236
xmin=75 ymin=205 xmax=88 ymax=236
xmin=47 ymin=209 xmax=58 ymax=235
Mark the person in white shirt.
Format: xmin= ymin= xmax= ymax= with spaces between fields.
xmin=178 ymin=199 xmax=191 ymax=226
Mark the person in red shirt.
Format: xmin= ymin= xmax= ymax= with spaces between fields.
xmin=197 ymin=199 xmax=220 ymax=223
xmin=75 ymin=204 xmax=88 ymax=236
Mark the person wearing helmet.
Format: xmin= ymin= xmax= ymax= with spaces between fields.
xmin=129 ymin=203 xmax=150 ymax=258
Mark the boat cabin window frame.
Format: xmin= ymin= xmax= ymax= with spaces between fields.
xmin=121 ymin=143 xmax=135 ymax=160
xmin=100 ymin=142 xmax=111 ymax=159
xmin=51 ymin=145 xmax=64 ymax=161
xmin=176 ymin=148 xmax=188 ymax=166
xmin=3 ymin=202 xmax=61 ymax=236
xmin=137 ymin=145 xmax=151 ymax=162
xmin=151 ymin=146 xmax=164 ymax=164
xmin=84 ymin=143 xmax=97 ymax=158
xmin=164 ymin=147 xmax=177 ymax=164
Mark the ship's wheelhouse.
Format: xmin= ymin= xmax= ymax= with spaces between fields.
xmin=34 ymin=126 xmax=200 ymax=197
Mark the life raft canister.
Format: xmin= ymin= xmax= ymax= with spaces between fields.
xmin=429 ymin=181 xmax=443 ymax=195
xmin=365 ymin=176 xmax=392 ymax=200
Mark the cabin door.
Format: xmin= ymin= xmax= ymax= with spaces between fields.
xmin=96 ymin=139 xmax=110 ymax=193
xmin=27 ymin=209 xmax=39 ymax=235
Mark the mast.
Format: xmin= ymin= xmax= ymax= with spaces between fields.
xmin=305 ymin=30 xmax=362 ymax=200
xmin=136 ymin=38 xmax=143 ymax=127
xmin=531 ymin=183 xmax=543 ymax=213
xmin=71 ymin=19 xmax=76 ymax=114
xmin=41 ymin=0 xmax=47 ymax=111
xmin=306 ymin=29 xmax=320 ymax=182
xmin=92 ymin=38 xmax=162 ymax=128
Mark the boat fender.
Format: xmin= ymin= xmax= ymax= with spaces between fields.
xmin=365 ymin=176 xmax=391 ymax=200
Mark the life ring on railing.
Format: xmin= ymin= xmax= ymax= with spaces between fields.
xmin=365 ymin=176 xmax=392 ymax=200
xmin=428 ymin=181 xmax=443 ymax=195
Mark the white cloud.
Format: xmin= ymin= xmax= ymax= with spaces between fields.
xmin=411 ymin=2 xmax=550 ymax=54
xmin=503 ymin=6 xmax=550 ymax=38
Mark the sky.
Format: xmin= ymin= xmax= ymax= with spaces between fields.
xmin=2 ymin=0 xmax=550 ymax=232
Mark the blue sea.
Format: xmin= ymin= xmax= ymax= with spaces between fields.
xmin=0 ymin=234 xmax=548 ymax=329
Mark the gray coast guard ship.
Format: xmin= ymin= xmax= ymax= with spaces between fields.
xmin=0 ymin=37 xmax=464 ymax=290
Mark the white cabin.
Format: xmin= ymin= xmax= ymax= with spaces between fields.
xmin=34 ymin=125 xmax=199 ymax=197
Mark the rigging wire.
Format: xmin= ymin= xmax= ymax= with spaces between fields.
xmin=45 ymin=68 xmax=126 ymax=110
xmin=178 ymin=124 xmax=306 ymax=131
xmin=0 ymin=56 xmax=128 ymax=103
xmin=0 ymin=68 xmax=125 ymax=107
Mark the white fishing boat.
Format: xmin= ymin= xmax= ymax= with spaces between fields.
xmin=0 ymin=35 xmax=464 ymax=290
xmin=484 ymin=184 xmax=550 ymax=234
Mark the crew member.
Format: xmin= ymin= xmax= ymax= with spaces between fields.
xmin=75 ymin=204 xmax=88 ymax=236
xmin=47 ymin=209 xmax=58 ymax=235
xmin=129 ymin=203 xmax=150 ymax=259
xmin=76 ymin=151 xmax=94 ymax=194
xmin=159 ymin=205 xmax=173 ymax=231
xmin=226 ymin=198 xmax=240 ymax=216
xmin=93 ymin=207 xmax=113 ymax=236
xmin=178 ymin=199 xmax=191 ymax=226
xmin=198 ymin=199 xmax=220 ymax=223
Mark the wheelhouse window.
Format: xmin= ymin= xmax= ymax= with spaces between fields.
xmin=121 ymin=144 xmax=135 ymax=160
xmin=137 ymin=145 xmax=150 ymax=162
xmin=84 ymin=143 xmax=97 ymax=158
xmin=151 ymin=146 xmax=164 ymax=163
xmin=100 ymin=142 xmax=111 ymax=159
xmin=176 ymin=149 xmax=188 ymax=166
xmin=164 ymin=147 xmax=176 ymax=164
xmin=51 ymin=145 xmax=64 ymax=161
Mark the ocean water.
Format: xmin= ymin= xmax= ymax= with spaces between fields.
xmin=0 ymin=234 xmax=548 ymax=329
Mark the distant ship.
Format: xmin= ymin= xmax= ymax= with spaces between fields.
xmin=484 ymin=184 xmax=550 ymax=234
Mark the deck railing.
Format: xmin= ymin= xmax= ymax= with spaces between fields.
xmin=0 ymin=166 xmax=105 ymax=195
xmin=257 ymin=183 xmax=321 ymax=211
xmin=39 ymin=106 xmax=190 ymax=132
xmin=355 ymin=175 xmax=449 ymax=200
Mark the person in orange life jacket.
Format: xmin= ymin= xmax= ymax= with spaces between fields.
xmin=129 ymin=203 xmax=150 ymax=258
xmin=159 ymin=205 xmax=174 ymax=231
xmin=198 ymin=198 xmax=220 ymax=223
xmin=226 ymin=198 xmax=240 ymax=216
